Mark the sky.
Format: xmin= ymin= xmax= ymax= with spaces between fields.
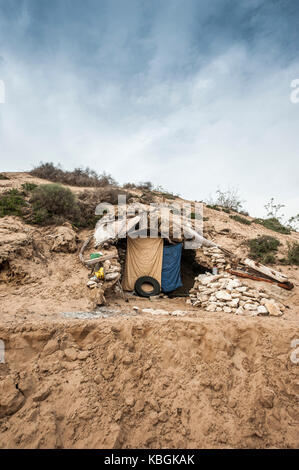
xmin=0 ymin=0 xmax=298 ymax=218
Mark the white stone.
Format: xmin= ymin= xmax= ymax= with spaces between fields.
xmin=236 ymin=287 xmax=247 ymax=293
xmin=235 ymin=307 xmax=245 ymax=315
xmin=257 ymin=306 xmax=268 ymax=314
xmin=198 ymin=294 xmax=209 ymax=302
xmin=142 ymin=308 xmax=169 ymax=315
xmin=216 ymin=290 xmax=232 ymax=301
xmin=227 ymin=279 xmax=241 ymax=289
xmin=229 ymin=299 xmax=239 ymax=308
xmin=231 ymin=293 xmax=241 ymax=298
xmin=206 ymin=303 xmax=217 ymax=312
xmin=223 ymin=306 xmax=232 ymax=313
xmin=172 ymin=310 xmax=187 ymax=316
xmin=244 ymin=303 xmax=258 ymax=311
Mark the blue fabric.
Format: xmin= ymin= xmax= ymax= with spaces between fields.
xmin=161 ymin=243 xmax=183 ymax=292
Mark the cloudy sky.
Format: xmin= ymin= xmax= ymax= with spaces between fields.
xmin=0 ymin=0 xmax=298 ymax=217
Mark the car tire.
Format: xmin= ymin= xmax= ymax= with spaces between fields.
xmin=134 ymin=276 xmax=161 ymax=297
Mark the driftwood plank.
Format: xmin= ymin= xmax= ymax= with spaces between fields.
xmin=79 ymin=236 xmax=93 ymax=263
xmin=243 ymin=258 xmax=288 ymax=283
xmin=228 ymin=269 xmax=294 ymax=290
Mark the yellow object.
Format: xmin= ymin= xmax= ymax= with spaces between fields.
xmin=95 ymin=267 xmax=105 ymax=280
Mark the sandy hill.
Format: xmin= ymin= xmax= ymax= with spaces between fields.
xmin=0 ymin=171 xmax=298 ymax=449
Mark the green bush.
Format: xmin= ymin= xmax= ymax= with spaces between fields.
xmin=286 ymin=242 xmax=299 ymax=265
xmin=76 ymin=188 xmax=132 ymax=227
xmin=0 ymin=189 xmax=26 ymax=217
xmin=140 ymin=191 xmax=156 ymax=204
xmin=253 ymin=217 xmax=291 ymax=234
xmin=22 ymin=182 xmax=38 ymax=192
xmin=29 ymin=184 xmax=79 ymax=224
xmin=230 ymin=214 xmax=251 ymax=225
xmin=206 ymin=204 xmax=221 ymax=211
xmin=0 ymin=173 xmax=9 ymax=180
xmin=248 ymin=235 xmax=280 ymax=264
xmin=261 ymin=253 xmax=277 ymax=264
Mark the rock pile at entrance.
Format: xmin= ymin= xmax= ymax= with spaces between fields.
xmin=188 ymin=273 xmax=285 ymax=316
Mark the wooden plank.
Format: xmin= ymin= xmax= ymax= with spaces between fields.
xmin=79 ymin=236 xmax=93 ymax=263
xmin=243 ymin=258 xmax=288 ymax=283
xmin=227 ymin=269 xmax=294 ymax=290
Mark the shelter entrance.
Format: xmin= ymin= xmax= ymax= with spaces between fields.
xmin=118 ymin=237 xmax=211 ymax=297
xmin=167 ymin=245 xmax=212 ymax=296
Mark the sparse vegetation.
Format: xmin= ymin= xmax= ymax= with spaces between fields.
xmin=31 ymin=163 xmax=117 ymax=187
xmin=230 ymin=214 xmax=251 ymax=225
xmin=29 ymin=184 xmax=80 ymax=225
xmin=207 ymin=188 xmax=244 ymax=212
xmin=76 ymin=188 xmax=134 ymax=227
xmin=206 ymin=204 xmax=221 ymax=211
xmin=139 ymin=191 xmax=156 ymax=204
xmin=286 ymin=214 xmax=299 ymax=232
xmin=0 ymin=173 xmax=9 ymax=180
xmin=264 ymin=197 xmax=285 ymax=220
xmin=253 ymin=217 xmax=291 ymax=234
xmin=159 ymin=192 xmax=176 ymax=200
xmin=21 ymin=182 xmax=38 ymax=192
xmin=137 ymin=182 xmax=154 ymax=191
xmin=248 ymin=235 xmax=280 ymax=264
xmin=123 ymin=181 xmax=154 ymax=191
xmin=0 ymin=189 xmax=26 ymax=217
xmin=286 ymin=242 xmax=299 ymax=265
xmin=262 ymin=197 xmax=298 ymax=233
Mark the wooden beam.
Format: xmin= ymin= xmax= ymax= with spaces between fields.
xmin=227 ymin=269 xmax=294 ymax=290
xmin=243 ymin=258 xmax=289 ymax=283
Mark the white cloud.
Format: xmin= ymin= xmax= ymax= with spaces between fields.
xmin=0 ymin=1 xmax=298 ymax=219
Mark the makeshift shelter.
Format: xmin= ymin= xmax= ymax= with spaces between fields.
xmin=91 ymin=203 xmax=218 ymax=295
xmin=122 ymin=237 xmax=163 ymax=291
xmin=79 ymin=202 xmax=293 ymax=310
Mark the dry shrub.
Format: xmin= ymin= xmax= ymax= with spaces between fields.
xmin=29 ymin=184 xmax=80 ymax=225
xmin=31 ymin=162 xmax=117 ymax=187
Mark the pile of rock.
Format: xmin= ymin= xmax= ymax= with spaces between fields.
xmin=200 ymin=246 xmax=231 ymax=273
xmin=188 ymin=273 xmax=284 ymax=316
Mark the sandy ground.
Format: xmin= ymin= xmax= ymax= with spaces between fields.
xmin=0 ymin=313 xmax=298 ymax=449
xmin=0 ymin=173 xmax=298 ymax=448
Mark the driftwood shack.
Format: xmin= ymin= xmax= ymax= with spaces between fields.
xmin=79 ymin=203 xmax=293 ymax=313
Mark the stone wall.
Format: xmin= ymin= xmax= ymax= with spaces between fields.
xmin=196 ymin=246 xmax=232 ymax=273
xmin=188 ymin=272 xmax=285 ymax=316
